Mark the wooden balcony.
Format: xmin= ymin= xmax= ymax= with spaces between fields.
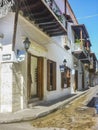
xmin=71 ymin=24 xmax=89 ymax=39
xmin=71 ymin=24 xmax=91 ymax=63
xmin=19 ymin=0 xmax=67 ymax=36
xmin=72 ymin=42 xmax=90 ymax=63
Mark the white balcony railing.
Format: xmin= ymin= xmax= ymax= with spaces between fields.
xmin=73 ymin=43 xmax=87 ymax=53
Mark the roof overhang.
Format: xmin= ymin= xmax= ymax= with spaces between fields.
xmin=72 ymin=24 xmax=89 ymax=39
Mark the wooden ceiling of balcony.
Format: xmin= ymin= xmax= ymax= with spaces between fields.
xmin=72 ymin=51 xmax=90 ymax=63
xmin=80 ymin=58 xmax=90 ymax=64
xmin=19 ymin=0 xmax=67 ymax=36
xmin=72 ymin=51 xmax=88 ymax=60
xmin=72 ymin=24 xmax=89 ymax=39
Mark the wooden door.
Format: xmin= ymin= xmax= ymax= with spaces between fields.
xmin=27 ymin=54 xmax=44 ymax=101
xmin=75 ymin=70 xmax=78 ymax=90
xmin=82 ymin=72 xmax=84 ymax=89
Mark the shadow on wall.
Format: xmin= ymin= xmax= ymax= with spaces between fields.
xmin=12 ymin=61 xmax=26 ymax=112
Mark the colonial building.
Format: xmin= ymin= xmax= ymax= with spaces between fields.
xmin=0 ymin=0 xmax=96 ymax=113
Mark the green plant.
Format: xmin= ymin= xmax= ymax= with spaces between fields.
xmin=75 ymin=39 xmax=81 ymax=44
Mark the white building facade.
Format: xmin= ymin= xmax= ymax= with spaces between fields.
xmin=0 ymin=0 xmax=93 ymax=113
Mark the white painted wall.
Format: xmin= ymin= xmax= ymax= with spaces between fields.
xmin=54 ymin=0 xmax=65 ymax=13
xmin=0 ymin=12 xmax=15 ymax=45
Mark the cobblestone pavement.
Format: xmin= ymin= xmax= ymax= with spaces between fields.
xmin=31 ymin=85 xmax=98 ymax=130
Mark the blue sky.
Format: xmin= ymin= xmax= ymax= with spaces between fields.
xmin=68 ymin=0 xmax=98 ymax=58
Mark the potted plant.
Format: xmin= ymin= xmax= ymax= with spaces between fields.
xmin=75 ymin=39 xmax=81 ymax=44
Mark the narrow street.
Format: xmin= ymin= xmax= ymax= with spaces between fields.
xmin=0 ymin=86 xmax=98 ymax=130
xmin=31 ymin=86 xmax=98 ymax=130
xmin=0 ymin=0 xmax=98 ymax=130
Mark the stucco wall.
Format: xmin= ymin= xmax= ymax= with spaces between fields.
xmin=0 ymin=12 xmax=15 ymax=45
xmin=43 ymin=41 xmax=74 ymax=101
xmin=12 ymin=60 xmax=27 ymax=112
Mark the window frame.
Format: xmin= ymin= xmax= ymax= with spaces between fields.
xmin=61 ymin=67 xmax=71 ymax=88
xmin=47 ymin=59 xmax=56 ymax=91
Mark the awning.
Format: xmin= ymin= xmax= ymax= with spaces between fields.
xmin=71 ymin=24 xmax=89 ymax=39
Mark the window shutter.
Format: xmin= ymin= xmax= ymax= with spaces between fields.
xmin=53 ymin=62 xmax=56 ymax=90
xmin=61 ymin=72 xmax=64 ymax=88
xmin=38 ymin=57 xmax=44 ymax=99
xmin=47 ymin=60 xmax=51 ymax=91
xmin=27 ymin=53 xmax=31 ymax=100
xmin=47 ymin=60 xmax=56 ymax=91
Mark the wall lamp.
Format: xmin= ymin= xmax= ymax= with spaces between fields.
xmin=63 ymin=59 xmax=67 ymax=67
xmin=23 ymin=37 xmax=31 ymax=51
xmin=59 ymin=59 xmax=67 ymax=72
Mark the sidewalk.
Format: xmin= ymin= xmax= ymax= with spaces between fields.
xmin=0 ymin=89 xmax=91 ymax=124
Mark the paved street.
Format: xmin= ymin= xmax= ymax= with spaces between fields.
xmin=31 ymin=86 xmax=98 ymax=130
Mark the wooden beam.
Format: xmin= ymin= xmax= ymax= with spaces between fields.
xmin=21 ymin=1 xmax=41 ymax=11
xmin=80 ymin=28 xmax=83 ymax=49
xmin=27 ymin=53 xmax=31 ymax=100
xmin=12 ymin=1 xmax=20 ymax=51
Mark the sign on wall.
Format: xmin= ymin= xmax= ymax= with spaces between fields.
xmin=2 ymin=54 xmax=11 ymax=61
xmin=60 ymin=65 xmax=64 ymax=72
xmin=1 ymin=51 xmax=17 ymax=63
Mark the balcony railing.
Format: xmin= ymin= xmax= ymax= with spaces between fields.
xmin=74 ymin=42 xmax=85 ymax=51
xmin=44 ymin=0 xmax=66 ymax=27
xmin=73 ymin=42 xmax=89 ymax=56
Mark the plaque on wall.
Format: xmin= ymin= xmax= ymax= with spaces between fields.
xmin=2 ymin=54 xmax=11 ymax=61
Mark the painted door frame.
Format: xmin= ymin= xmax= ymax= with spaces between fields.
xmin=27 ymin=53 xmax=44 ymax=102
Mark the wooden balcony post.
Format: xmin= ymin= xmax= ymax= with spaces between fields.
xmin=80 ymin=28 xmax=83 ymax=49
xmin=12 ymin=1 xmax=20 ymax=51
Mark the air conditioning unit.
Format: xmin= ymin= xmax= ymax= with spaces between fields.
xmin=1 ymin=51 xmax=17 ymax=63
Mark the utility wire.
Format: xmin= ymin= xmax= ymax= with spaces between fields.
xmin=77 ymin=13 xmax=98 ymax=20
